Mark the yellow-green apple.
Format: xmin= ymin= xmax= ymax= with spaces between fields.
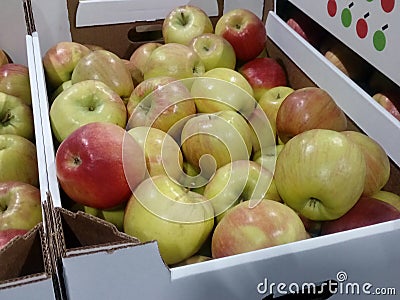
xmin=252 ymin=144 xmax=284 ymax=174
xmin=320 ymin=38 xmax=370 ymax=82
xmin=0 ymin=92 xmax=34 ymax=140
xmin=274 ymin=129 xmax=366 ymax=221
xmin=55 ymin=122 xmax=146 ymax=209
xmin=0 ymin=63 xmax=31 ymax=106
xmin=180 ymin=160 xmax=208 ymax=195
xmin=215 ymin=8 xmax=266 ymax=62
xmin=238 ymin=57 xmax=288 ymax=101
xmin=126 ymin=76 xmax=177 ymax=117
xmin=0 ymin=229 xmax=29 ymax=250
xmin=342 ymin=131 xmax=390 ymax=196
xmin=188 ymin=33 xmax=236 ymax=71
xmin=181 ymin=110 xmax=253 ymax=177
xmin=211 ymin=199 xmax=308 ymax=258
xmin=83 ymin=44 xmax=104 ymax=51
xmin=123 ymin=175 xmax=214 ymax=265
xmin=203 ymin=160 xmax=278 ymax=221
xmin=0 ymin=49 xmax=9 ymax=66
xmin=42 ymin=41 xmax=91 ymax=91
xmin=143 ymin=43 xmax=205 ymax=80
xmin=127 ymin=126 xmax=183 ymax=180
xmin=162 ymin=5 xmax=213 ymax=46
xmin=320 ymin=195 xmax=400 ymax=235
xmin=246 ymin=104 xmax=276 ymax=157
xmin=191 ymin=68 xmax=255 ymax=116
xmin=126 ymin=78 xmax=196 ymax=133
xmin=0 ymin=134 xmax=39 ymax=186
xmin=276 ymin=87 xmax=347 ymax=143
xmin=171 ymin=254 xmax=211 ymax=267
xmin=372 ymin=91 xmax=400 ymax=121
xmin=0 ymin=181 xmax=42 ymax=230
xmin=83 ymin=203 xmax=126 ymax=231
xmin=71 ymin=49 xmax=134 ymax=102
xmin=50 ymin=80 xmax=73 ymax=102
xmin=50 ymin=80 xmax=127 ymax=142
xmin=258 ymin=86 xmax=294 ymax=138
xmin=371 ymin=190 xmax=400 ymax=211
xmin=128 ymin=42 xmax=162 ymax=85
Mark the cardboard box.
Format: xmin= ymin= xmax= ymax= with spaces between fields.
xmin=30 ymin=0 xmax=400 ymax=299
xmin=0 ymin=1 xmax=57 ymax=298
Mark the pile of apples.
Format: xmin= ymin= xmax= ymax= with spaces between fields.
xmin=0 ymin=48 xmax=42 ymax=250
xmin=42 ymin=5 xmax=400 ymax=266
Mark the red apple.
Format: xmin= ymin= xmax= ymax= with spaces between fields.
xmin=211 ymin=199 xmax=308 ymax=258
xmin=0 ymin=181 xmax=42 ymax=231
xmin=372 ymin=91 xmax=400 ymax=121
xmin=0 ymin=63 xmax=31 ymax=106
xmin=0 ymin=229 xmax=29 ymax=250
xmin=276 ymin=87 xmax=347 ymax=143
xmin=320 ymin=195 xmax=400 ymax=235
xmin=238 ymin=57 xmax=287 ymax=101
xmin=215 ymin=8 xmax=267 ymax=62
xmin=286 ymin=10 xmax=325 ymax=47
xmin=55 ymin=122 xmax=146 ymax=209
xmin=129 ymin=42 xmax=162 ymax=86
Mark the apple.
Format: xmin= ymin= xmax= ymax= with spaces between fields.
xmin=211 ymin=199 xmax=308 ymax=258
xmin=276 ymin=87 xmax=348 ymax=143
xmin=191 ymin=68 xmax=255 ymax=116
xmin=123 ymin=175 xmax=214 ymax=265
xmin=320 ymin=195 xmax=400 ymax=235
xmin=0 ymin=92 xmax=34 ymax=140
xmin=203 ymin=160 xmax=278 ymax=221
xmin=215 ymin=8 xmax=267 ymax=62
xmin=126 ymin=76 xmax=177 ymax=117
xmin=0 ymin=181 xmax=42 ymax=231
xmin=55 ymin=122 xmax=146 ymax=210
xmin=372 ymin=92 xmax=400 ymax=121
xmin=127 ymin=126 xmax=183 ymax=180
xmin=143 ymin=43 xmax=205 ymax=80
xmin=126 ymin=78 xmax=196 ymax=134
xmin=162 ymin=5 xmax=213 ymax=46
xmin=50 ymin=80 xmax=127 ymax=142
xmin=320 ymin=38 xmax=370 ymax=82
xmin=238 ymin=57 xmax=288 ymax=101
xmin=252 ymin=144 xmax=284 ymax=174
xmin=0 ymin=63 xmax=31 ymax=106
xmin=171 ymin=255 xmax=212 ymax=267
xmin=0 ymin=229 xmax=29 ymax=250
xmin=42 ymin=41 xmax=91 ymax=91
xmin=128 ymin=42 xmax=162 ymax=85
xmin=0 ymin=134 xmax=39 ymax=187
xmin=371 ymin=190 xmax=400 ymax=211
xmin=342 ymin=131 xmax=390 ymax=196
xmin=71 ymin=49 xmax=134 ymax=102
xmin=286 ymin=10 xmax=325 ymax=47
xmin=180 ymin=160 xmax=208 ymax=195
xmin=50 ymin=80 xmax=72 ymax=102
xmin=181 ymin=110 xmax=253 ymax=176
xmin=83 ymin=203 xmax=125 ymax=231
xmin=258 ymin=86 xmax=295 ymax=138
xmin=188 ymin=33 xmax=236 ymax=71
xmin=274 ymin=129 xmax=366 ymax=221
xmin=0 ymin=49 xmax=9 ymax=66
xmin=83 ymin=44 xmax=104 ymax=51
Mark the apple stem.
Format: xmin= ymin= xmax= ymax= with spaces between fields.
xmin=179 ymin=12 xmax=188 ymax=26
xmin=1 ymin=111 xmax=13 ymax=125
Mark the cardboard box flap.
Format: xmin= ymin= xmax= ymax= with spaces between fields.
xmin=0 ymin=223 xmax=49 ymax=284
xmin=75 ymin=0 xmax=220 ymax=27
xmin=55 ymin=207 xmax=140 ymax=253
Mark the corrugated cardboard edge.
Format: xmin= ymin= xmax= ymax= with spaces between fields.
xmin=0 ymin=223 xmax=52 ymax=290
